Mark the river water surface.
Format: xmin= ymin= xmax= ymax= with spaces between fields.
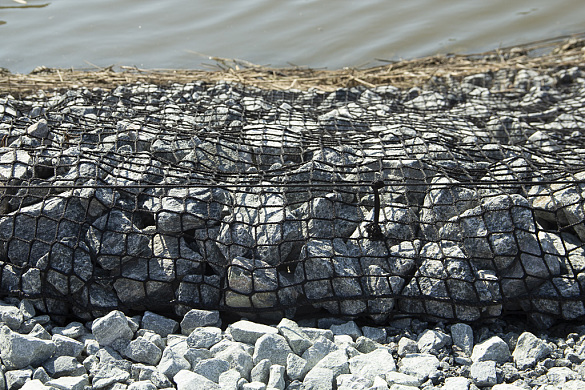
xmin=1 ymin=0 xmax=585 ymax=73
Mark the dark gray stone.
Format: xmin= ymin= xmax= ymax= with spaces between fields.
xmin=180 ymin=309 xmax=221 ymax=335
xmin=141 ymin=311 xmax=178 ymax=338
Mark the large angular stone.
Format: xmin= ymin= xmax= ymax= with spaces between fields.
xmin=0 ymin=325 xmax=56 ymax=369
xmin=349 ymin=348 xmax=396 ymax=380
xmin=92 ymin=310 xmax=134 ymax=347
xmin=217 ymin=191 xmax=302 ymax=266
xmin=85 ymin=210 xmax=151 ymax=271
xmin=400 ymin=241 xmax=501 ymax=321
xmin=512 ymin=332 xmax=551 ymax=370
xmin=253 ymin=334 xmax=293 ymax=367
xmin=471 ymin=336 xmax=511 ymax=364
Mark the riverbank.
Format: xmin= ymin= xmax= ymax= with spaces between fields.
xmin=1 ymin=34 xmax=585 ymax=96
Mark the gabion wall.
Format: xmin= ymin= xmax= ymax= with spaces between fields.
xmin=1 ymin=67 xmax=584 ymax=325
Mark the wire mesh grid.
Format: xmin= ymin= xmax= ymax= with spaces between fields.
xmin=1 ymin=68 xmax=584 ymax=325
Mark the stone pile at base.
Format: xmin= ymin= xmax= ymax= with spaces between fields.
xmin=0 ymin=298 xmax=584 ymax=390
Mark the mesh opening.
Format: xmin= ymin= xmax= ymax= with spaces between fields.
xmin=1 ymin=67 xmax=585 ymax=326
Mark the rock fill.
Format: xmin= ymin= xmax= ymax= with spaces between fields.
xmin=0 ymin=68 xmax=584 ymax=325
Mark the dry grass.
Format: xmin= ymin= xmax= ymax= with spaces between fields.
xmin=2 ymin=33 xmax=585 ymax=96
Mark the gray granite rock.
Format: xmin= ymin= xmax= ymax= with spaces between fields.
xmin=52 ymin=334 xmax=84 ymax=358
xmin=253 ymin=333 xmax=293 ymax=367
xmin=398 ymin=353 xmax=439 ymax=382
xmin=311 ymin=349 xmax=350 ymax=379
xmin=5 ymin=369 xmax=32 ymax=390
xmin=225 ymin=256 xmax=279 ymax=310
xmin=192 ymin=358 xmax=230 ymax=383
xmin=349 ymin=348 xmax=396 ymax=381
xmin=174 ymin=369 xmax=221 ymax=390
xmin=417 ymin=329 xmax=450 ymax=354
xmin=330 ymin=321 xmax=362 ymax=341
xmin=385 ymin=372 xmax=422 ymax=387
xmin=251 ymin=358 xmax=271 ymax=383
xmin=0 ymin=325 xmax=56 ymax=370
xmin=420 ymin=177 xmax=478 ymax=241
xmin=92 ymin=363 xmax=131 ymax=389
xmin=85 ymin=209 xmax=151 ymax=271
xmin=512 ymin=332 xmax=551 ymax=370
xmin=450 ymin=323 xmax=474 ymax=356
xmin=180 ymin=309 xmax=221 ymax=335
xmin=302 ymin=367 xmax=334 ymax=390
xmin=471 ymin=336 xmax=511 ymax=364
xmin=42 ymin=356 xmax=86 ymax=378
xmin=127 ymin=381 xmax=157 ymax=390
xmin=267 ymin=364 xmax=285 ymax=390
xmin=470 ymin=360 xmax=497 ymax=387
xmin=124 ymin=336 xmax=163 ymax=365
xmin=217 ymin=191 xmax=301 ymax=266
xmin=157 ymin=341 xmax=190 ymax=380
xmin=45 ymin=375 xmax=89 ymax=390
xmin=228 ymin=320 xmax=278 ymax=345
xmin=301 ymin=336 xmax=340 ymax=372
xmin=219 ymin=368 xmax=242 ymax=390
xmin=400 ymin=240 xmax=500 ymax=321
xmin=92 ymin=310 xmax=134 ymax=347
xmin=187 ymin=326 xmax=222 ymax=349
xmin=276 ymin=318 xmax=312 ymax=356
xmin=213 ymin=342 xmax=254 ymax=381
xmin=397 ymin=337 xmax=419 ymax=357
xmin=443 ymin=377 xmax=470 ymax=390
xmin=286 ymin=353 xmax=309 ymax=382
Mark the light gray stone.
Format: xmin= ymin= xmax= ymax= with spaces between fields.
xmin=32 ymin=366 xmax=50 ymax=383
xmin=242 ymin=383 xmax=266 ymax=390
xmin=276 ymin=318 xmax=312 ymax=355
xmin=301 ymin=328 xmax=334 ymax=342
xmin=397 ymin=337 xmax=418 ymax=357
xmin=52 ymin=334 xmax=84 ymax=358
xmin=92 ymin=363 xmax=130 ymax=389
xmin=5 ymin=369 xmax=32 ymax=390
xmin=0 ymin=302 xmax=23 ymax=330
xmin=336 ymin=374 xmax=373 ymax=390
xmin=42 ymin=356 xmax=86 ymax=378
xmin=124 ymin=336 xmax=163 ymax=365
xmin=184 ymin=347 xmax=213 ymax=368
xmin=251 ymin=359 xmax=271 ymax=383
xmin=311 ymin=349 xmax=350 ymax=379
xmin=127 ymin=381 xmax=157 ymax=390
xmin=512 ymin=332 xmax=551 ymax=370
xmin=187 ymin=327 xmax=222 ymax=349
xmin=229 ymin=320 xmax=277 ymax=345
xmin=51 ymin=322 xmax=87 ymax=340
xmin=302 ymin=367 xmax=334 ymax=390
xmin=398 ymin=353 xmax=439 ymax=381
xmin=132 ymin=363 xmax=172 ymax=388
xmin=443 ymin=376 xmax=470 ymax=390
xmin=267 ymin=364 xmax=285 ymax=390
xmin=20 ymin=379 xmax=50 ymax=390
xmin=174 ymin=370 xmax=221 ymax=390
xmin=450 ymin=323 xmax=474 ymax=356
xmin=355 ymin=336 xmax=381 ymax=354
xmin=214 ymin=343 xmax=254 ymax=381
xmin=253 ymin=334 xmax=293 ymax=367
xmin=181 ymin=309 xmax=221 ymax=334
xmin=286 ymin=353 xmax=309 ymax=382
xmin=141 ymin=311 xmax=179 ymax=338
xmin=157 ymin=342 xmax=190 ymax=380
xmin=301 ymin=336 xmax=340 ymax=372
xmin=219 ymin=369 xmax=241 ymax=390
xmin=417 ymin=329 xmax=450 ymax=354
xmin=193 ymin=358 xmax=230 ymax=383
xmin=0 ymin=325 xmax=56 ymax=369
xmin=470 ymin=360 xmax=497 ymax=387
xmin=92 ymin=310 xmax=134 ymax=347
xmin=349 ymin=348 xmax=396 ymax=381
xmin=471 ymin=336 xmax=511 ymax=364
xmin=547 ymin=367 xmax=578 ymax=385
xmin=384 ymin=372 xmax=422 ymax=387
xmin=491 ymin=385 xmax=529 ymax=390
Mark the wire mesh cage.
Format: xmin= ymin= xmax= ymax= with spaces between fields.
xmin=1 ymin=66 xmax=584 ymax=326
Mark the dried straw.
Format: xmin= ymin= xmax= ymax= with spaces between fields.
xmin=1 ymin=33 xmax=585 ymax=96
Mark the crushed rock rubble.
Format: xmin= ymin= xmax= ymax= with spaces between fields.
xmin=0 ymin=302 xmax=583 ymax=389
